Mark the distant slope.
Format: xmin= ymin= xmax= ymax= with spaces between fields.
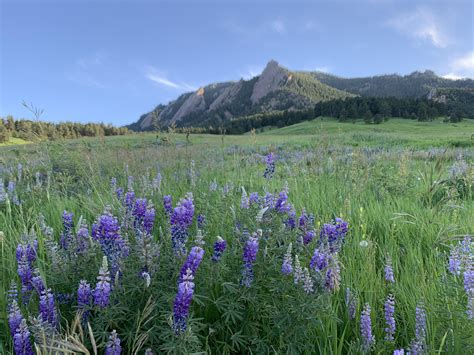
xmin=311 ymin=70 xmax=474 ymax=98
xmin=131 ymin=60 xmax=353 ymax=130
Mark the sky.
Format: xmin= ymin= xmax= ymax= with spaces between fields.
xmin=0 ymin=0 xmax=473 ymax=126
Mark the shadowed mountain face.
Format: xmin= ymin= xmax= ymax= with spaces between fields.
xmin=129 ymin=60 xmax=474 ymax=131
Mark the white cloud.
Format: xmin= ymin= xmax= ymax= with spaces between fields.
xmin=145 ymin=66 xmax=197 ymax=91
xmin=387 ymin=7 xmax=449 ymax=48
xmin=240 ymin=65 xmax=264 ymax=80
xmin=443 ymin=51 xmax=474 ymax=79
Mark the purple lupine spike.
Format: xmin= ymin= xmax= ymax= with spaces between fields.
xmin=264 ymin=192 xmax=275 ymax=209
xmin=415 ymin=304 xmax=427 ymax=342
xmin=360 ymin=303 xmax=375 ymax=352
xmin=17 ymin=257 xmax=33 ymax=293
xmin=325 ymin=262 xmax=341 ymax=292
xmin=8 ymin=300 xmax=24 ymax=338
xmin=310 ymin=248 xmax=329 ymax=271
xmin=93 ymin=257 xmax=111 ymax=308
xmin=393 ymin=350 xmax=405 ymax=355
xmin=133 ymin=198 xmax=147 ymax=220
xmin=263 ymin=152 xmax=275 ymax=179
xmin=76 ymin=221 xmax=89 ymax=253
xmin=124 ymin=190 xmax=135 ymax=211
xmin=240 ymin=190 xmax=250 ymax=209
xmin=293 ymin=255 xmax=303 ymax=284
xmin=178 ymin=246 xmax=204 ymax=283
xmin=302 ymin=268 xmax=314 ymax=294
xmin=92 ymin=211 xmax=129 ymax=274
xmin=281 ymin=243 xmax=293 ymax=275
xmin=384 ymin=294 xmax=396 ymax=342
xmin=13 ymin=319 xmax=34 ymax=355
xmin=385 ymin=260 xmax=395 ymax=283
xmin=115 ymin=187 xmax=124 ymax=200
xmin=105 ymin=330 xmax=122 ymax=355
xmin=345 ymin=288 xmax=357 ymax=320
xmin=77 ymin=280 xmax=91 ymax=308
xmin=163 ymin=195 xmax=173 ymax=217
xmin=39 ymin=289 xmax=58 ymax=327
xmin=448 ymin=247 xmax=461 ymax=275
xmin=274 ymin=190 xmax=291 ymax=213
xmin=285 ymin=209 xmax=297 ymax=230
xmin=249 ymin=192 xmax=259 ymax=205
xmin=241 ymin=233 xmax=260 ymax=287
xmin=7 ymin=281 xmax=18 ymax=308
xmin=197 ymin=214 xmax=206 ymax=230
xmin=170 ymin=195 xmax=195 ymax=255
xmin=463 ymin=264 xmax=473 ymax=318
xmin=143 ymin=204 xmax=156 ymax=234
xmin=31 ymin=270 xmax=45 ymax=295
xmin=60 ymin=211 xmax=74 ymax=250
xmin=212 ymin=236 xmax=227 ymax=262
xmin=173 ymin=268 xmax=195 ymax=334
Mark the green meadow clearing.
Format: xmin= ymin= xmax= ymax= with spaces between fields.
xmin=0 ymin=118 xmax=473 ymax=354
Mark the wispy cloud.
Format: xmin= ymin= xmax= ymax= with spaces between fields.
xmin=240 ymin=65 xmax=264 ymax=80
xmin=443 ymin=51 xmax=474 ymax=79
xmin=67 ymin=51 xmax=107 ymax=88
xmin=386 ymin=7 xmax=449 ymax=48
xmin=270 ymin=20 xmax=286 ymax=34
xmin=145 ymin=66 xmax=197 ymax=91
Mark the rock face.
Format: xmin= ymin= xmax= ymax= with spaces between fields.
xmin=250 ymin=60 xmax=288 ymax=103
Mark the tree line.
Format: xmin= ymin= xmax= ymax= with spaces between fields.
xmin=0 ymin=116 xmax=129 ymax=144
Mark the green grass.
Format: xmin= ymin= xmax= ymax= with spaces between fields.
xmin=0 ymin=137 xmax=32 ymax=147
xmin=0 ymin=124 xmax=473 ymax=353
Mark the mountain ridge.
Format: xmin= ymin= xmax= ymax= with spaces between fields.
xmin=129 ymin=60 xmax=473 ymax=131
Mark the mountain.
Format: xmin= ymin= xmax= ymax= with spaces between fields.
xmin=311 ymin=70 xmax=474 ymax=98
xmin=130 ymin=60 xmax=353 ymax=131
xmin=129 ymin=61 xmax=474 ymax=131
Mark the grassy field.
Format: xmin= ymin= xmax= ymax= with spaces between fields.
xmin=0 ymin=119 xmax=473 ymax=354
xmin=0 ymin=137 xmax=32 ymax=147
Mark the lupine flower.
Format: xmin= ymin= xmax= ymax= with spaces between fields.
xmin=241 ymin=233 xmax=259 ymax=287
xmin=31 ymin=270 xmax=45 ymax=295
xmin=16 ymin=241 xmax=38 ymax=294
xmin=115 ymin=187 xmax=124 ymax=200
xmin=39 ymin=289 xmax=58 ymax=327
xmin=310 ymin=248 xmax=329 ymax=271
xmin=8 ymin=300 xmax=24 ymax=337
xmin=263 ymin=152 xmax=275 ymax=179
xmin=249 ymin=192 xmax=259 ymax=205
xmin=197 ymin=214 xmax=206 ymax=230
xmin=285 ymin=209 xmax=297 ymax=230
xmin=60 ymin=211 xmax=74 ymax=250
xmin=124 ymin=190 xmax=135 ymax=211
xmin=209 ymin=180 xmax=218 ymax=192
xmin=240 ymin=191 xmax=250 ymax=209
xmin=360 ymin=303 xmax=375 ymax=352
xmin=13 ymin=319 xmax=34 ymax=355
xmin=293 ymin=255 xmax=303 ymax=285
xmin=212 ymin=236 xmax=227 ymax=262
xmin=385 ymin=259 xmax=395 ymax=283
xmin=92 ymin=211 xmax=129 ymax=274
xmin=170 ymin=195 xmax=195 ymax=255
xmin=264 ymin=192 xmax=275 ymax=209
xmin=274 ymin=190 xmax=291 ymax=213
xmin=393 ymin=350 xmax=405 ymax=355
xmin=319 ymin=218 xmax=349 ymax=253
xmin=409 ymin=303 xmax=427 ymax=353
xmin=77 ymin=280 xmax=91 ymax=309
xmin=464 ymin=263 xmax=474 ymax=318
xmin=173 ymin=268 xmax=195 ymax=334
xmin=137 ymin=231 xmax=160 ymax=276
xmin=178 ymin=246 xmax=204 ymax=283
xmin=384 ymin=294 xmax=396 ymax=342
xmin=163 ymin=195 xmax=173 ymax=217
xmin=281 ymin=243 xmax=293 ymax=275
xmin=325 ymin=262 xmax=341 ymax=292
xmin=7 ymin=281 xmax=18 ymax=308
xmin=345 ymin=288 xmax=357 ymax=320
xmin=302 ymin=268 xmax=314 ymax=293
xmin=94 ymin=257 xmax=111 ymax=308
xmin=105 ymin=330 xmax=122 ymax=355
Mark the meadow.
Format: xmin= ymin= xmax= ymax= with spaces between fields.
xmin=0 ymin=118 xmax=473 ymax=354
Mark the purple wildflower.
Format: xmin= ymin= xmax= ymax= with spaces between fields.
xmin=310 ymin=248 xmax=329 ymax=271
xmin=325 ymin=262 xmax=341 ymax=292
xmin=293 ymin=255 xmax=303 ymax=284
xmin=39 ymin=289 xmax=58 ymax=327
xmin=60 ymin=211 xmax=74 ymax=250
xmin=93 ymin=257 xmax=111 ymax=308
xmin=13 ymin=319 xmax=34 ymax=355
xmin=393 ymin=350 xmax=405 ymax=355
xmin=124 ymin=190 xmax=135 ymax=211
xmin=105 ymin=330 xmax=122 ymax=355
xmin=241 ymin=233 xmax=259 ymax=287
xmin=384 ymin=294 xmax=396 ymax=342
xmin=31 ymin=270 xmax=45 ymax=295
xmin=170 ymin=195 xmax=195 ymax=255
xmin=92 ymin=211 xmax=129 ymax=274
xmin=281 ymin=243 xmax=293 ymax=275
xmin=263 ymin=152 xmax=275 ymax=179
xmin=240 ymin=190 xmax=250 ymax=209
xmin=360 ymin=303 xmax=375 ymax=352
xmin=212 ymin=236 xmax=227 ymax=262
xmin=345 ymin=288 xmax=357 ymax=320
xmin=173 ymin=268 xmax=195 ymax=334
xmin=77 ymin=280 xmax=91 ymax=308
xmin=8 ymin=300 xmax=24 ymax=338
xmin=302 ymin=268 xmax=314 ymax=293
xmin=249 ymin=192 xmax=259 ymax=205
xmin=178 ymin=246 xmax=204 ymax=283
xmin=320 ymin=218 xmax=349 ymax=252
xmin=464 ymin=264 xmax=474 ymax=318
xmin=197 ymin=214 xmax=206 ymax=230
xmin=275 ymin=191 xmax=291 ymax=213
xmin=264 ymin=192 xmax=275 ymax=209
xmin=163 ymin=195 xmax=173 ymax=217
xmin=385 ymin=260 xmax=395 ymax=283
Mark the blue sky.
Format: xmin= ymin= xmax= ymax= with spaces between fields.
xmin=1 ymin=0 xmax=473 ymax=125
